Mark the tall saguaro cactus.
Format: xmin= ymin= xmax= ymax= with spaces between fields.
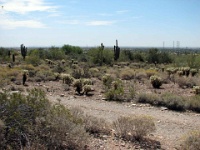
xmin=99 ymin=43 xmax=104 ymax=66
xmin=114 ymin=40 xmax=120 ymax=61
xmin=20 ymin=44 xmax=27 ymax=60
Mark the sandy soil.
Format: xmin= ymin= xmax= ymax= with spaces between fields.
xmin=6 ymin=79 xmax=200 ymax=150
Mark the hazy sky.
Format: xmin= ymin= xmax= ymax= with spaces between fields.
xmin=0 ymin=0 xmax=200 ymax=47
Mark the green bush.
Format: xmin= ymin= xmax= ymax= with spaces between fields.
xmin=61 ymin=44 xmax=83 ymax=55
xmin=181 ymin=130 xmax=200 ymax=150
xmin=113 ymin=115 xmax=155 ymax=141
xmin=150 ymin=75 xmax=162 ymax=88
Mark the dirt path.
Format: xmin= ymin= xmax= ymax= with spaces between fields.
xmin=47 ymin=94 xmax=200 ymax=150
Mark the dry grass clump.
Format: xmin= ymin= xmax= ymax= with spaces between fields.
xmin=84 ymin=115 xmax=111 ymax=136
xmin=0 ymin=120 xmax=5 ymax=149
xmin=181 ymin=130 xmax=200 ymax=150
xmin=176 ymin=76 xmax=197 ymax=88
xmin=137 ymin=93 xmax=187 ymax=111
xmin=145 ymin=69 xmax=158 ymax=78
xmin=135 ymin=69 xmax=147 ymax=81
xmin=119 ymin=68 xmax=135 ymax=80
xmin=113 ymin=115 xmax=155 ymax=141
xmin=188 ymin=96 xmax=200 ymax=113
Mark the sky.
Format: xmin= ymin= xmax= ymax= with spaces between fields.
xmin=0 ymin=0 xmax=200 ymax=48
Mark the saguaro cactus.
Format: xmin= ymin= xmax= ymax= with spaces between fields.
xmin=99 ymin=43 xmax=104 ymax=66
xmin=114 ymin=40 xmax=120 ymax=61
xmin=12 ymin=54 xmax=15 ymax=62
xmin=20 ymin=44 xmax=27 ymax=60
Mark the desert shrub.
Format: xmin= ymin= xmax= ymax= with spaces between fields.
xmin=137 ymin=93 xmax=162 ymax=106
xmin=61 ymin=44 xmax=83 ymax=55
xmin=128 ymin=81 xmax=136 ymax=100
xmin=135 ymin=70 xmax=147 ymax=81
xmin=181 ymin=130 xmax=200 ymax=150
xmin=113 ymin=115 xmax=155 ymax=141
xmin=0 ymin=89 xmax=90 ymax=149
xmin=26 ymin=55 xmax=41 ymax=66
xmin=176 ymin=77 xmax=197 ymax=88
xmin=161 ymin=93 xmax=186 ymax=111
xmin=0 ymin=119 xmax=5 ymax=149
xmin=84 ymin=115 xmax=111 ymax=136
xmin=120 ymin=68 xmax=135 ymax=80
xmin=146 ymin=48 xmax=159 ymax=64
xmin=42 ymin=104 xmax=89 ymax=150
xmin=145 ymin=69 xmax=158 ymax=78
xmin=188 ymin=96 xmax=200 ymax=112
xmin=150 ymin=75 xmax=162 ymax=88
xmin=105 ymin=79 xmax=125 ymax=101
xmin=102 ymin=74 xmax=114 ymax=88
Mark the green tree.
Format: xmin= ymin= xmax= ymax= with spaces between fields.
xmin=61 ymin=44 xmax=83 ymax=55
xmin=146 ymin=48 xmax=159 ymax=64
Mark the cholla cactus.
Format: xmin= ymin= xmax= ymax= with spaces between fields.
xmin=182 ymin=67 xmax=190 ymax=76
xmin=61 ymin=73 xmax=74 ymax=85
xmin=83 ymin=78 xmax=93 ymax=85
xmin=150 ymin=75 xmax=162 ymax=88
xmin=190 ymin=69 xmax=198 ymax=77
xmin=22 ymin=70 xmax=28 ymax=85
xmin=54 ymin=73 xmax=60 ymax=80
xmin=102 ymin=74 xmax=113 ymax=87
xmin=73 ymin=79 xmax=83 ymax=95
xmin=193 ymin=86 xmax=200 ymax=95
xmin=177 ymin=70 xmax=183 ymax=76
xmin=166 ymin=67 xmax=177 ymax=75
xmin=83 ymin=85 xmax=92 ymax=95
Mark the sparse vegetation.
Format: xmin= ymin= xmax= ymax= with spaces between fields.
xmin=113 ymin=115 xmax=156 ymax=141
xmin=1 ymin=45 xmax=200 ymax=149
xmin=181 ymin=130 xmax=200 ymax=150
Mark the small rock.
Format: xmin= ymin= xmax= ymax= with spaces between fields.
xmin=60 ymin=94 xmax=64 ymax=97
xmin=161 ymin=107 xmax=168 ymax=111
xmin=132 ymin=104 xmax=137 ymax=106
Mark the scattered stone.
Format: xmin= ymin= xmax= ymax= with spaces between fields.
xmin=60 ymin=94 xmax=65 ymax=97
xmin=132 ymin=104 xmax=137 ymax=106
xmin=161 ymin=107 xmax=168 ymax=111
